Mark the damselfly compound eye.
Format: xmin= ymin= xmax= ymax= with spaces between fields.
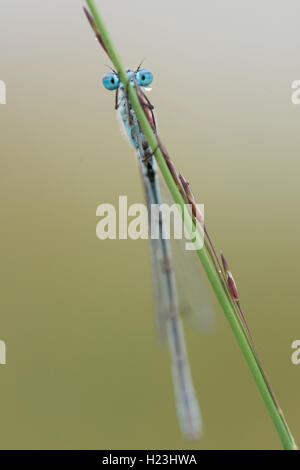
xmin=102 ymin=72 xmax=119 ymax=90
xmin=135 ymin=69 xmax=153 ymax=87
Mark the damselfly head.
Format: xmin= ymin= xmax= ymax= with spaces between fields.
xmin=102 ymin=69 xmax=153 ymax=91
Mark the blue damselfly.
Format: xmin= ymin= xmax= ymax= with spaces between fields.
xmin=84 ymin=7 xmax=205 ymax=439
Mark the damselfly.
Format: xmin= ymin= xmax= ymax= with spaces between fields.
xmin=84 ymin=7 xmax=204 ymax=439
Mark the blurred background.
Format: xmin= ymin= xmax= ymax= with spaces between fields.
xmin=1 ymin=0 xmax=300 ymax=450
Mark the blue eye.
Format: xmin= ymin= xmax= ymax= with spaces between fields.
xmin=135 ymin=69 xmax=153 ymax=87
xmin=102 ymin=73 xmax=119 ymax=90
